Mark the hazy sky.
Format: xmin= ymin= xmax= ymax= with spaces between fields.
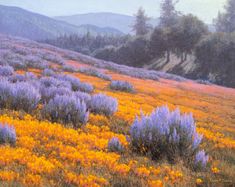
xmin=0 ymin=0 xmax=227 ymax=23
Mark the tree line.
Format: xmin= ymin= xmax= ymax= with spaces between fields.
xmin=43 ymin=0 xmax=235 ymax=88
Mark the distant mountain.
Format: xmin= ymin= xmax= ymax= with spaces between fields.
xmin=0 ymin=5 xmax=123 ymax=40
xmin=55 ymin=12 xmax=159 ymax=34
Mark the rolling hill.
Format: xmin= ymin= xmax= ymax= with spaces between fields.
xmin=55 ymin=12 xmax=159 ymax=34
xmin=0 ymin=34 xmax=234 ymax=186
xmin=0 ymin=5 xmax=123 ymax=40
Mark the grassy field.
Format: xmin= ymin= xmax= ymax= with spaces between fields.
xmin=0 ymin=35 xmax=234 ymax=186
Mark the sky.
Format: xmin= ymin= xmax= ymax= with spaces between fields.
xmin=0 ymin=0 xmax=227 ymax=23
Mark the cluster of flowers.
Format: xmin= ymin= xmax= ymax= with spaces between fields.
xmin=129 ymin=106 xmax=209 ymax=170
xmin=0 ymin=65 xmax=118 ymax=127
xmin=79 ymin=67 xmax=112 ymax=81
xmin=0 ymin=80 xmax=41 ymax=112
xmin=110 ymin=80 xmax=134 ymax=92
xmin=0 ymin=122 xmax=16 ymax=145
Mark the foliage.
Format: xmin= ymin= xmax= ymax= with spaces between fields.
xmin=43 ymin=95 xmax=89 ymax=127
xmin=79 ymin=67 xmax=111 ymax=81
xmin=0 ymin=123 xmax=16 ymax=145
xmin=110 ymin=80 xmax=134 ymax=92
xmin=194 ymin=150 xmax=209 ymax=171
xmin=132 ymin=7 xmax=151 ymax=36
xmin=130 ymin=106 xmax=206 ymax=167
xmin=195 ymin=32 xmax=235 ymax=87
xmin=90 ymin=94 xmax=118 ymax=116
xmin=0 ymin=80 xmax=41 ymax=112
xmin=214 ymin=0 xmax=235 ymax=32
xmin=0 ymin=65 xmax=14 ymax=76
xmin=108 ymin=137 xmax=124 ymax=153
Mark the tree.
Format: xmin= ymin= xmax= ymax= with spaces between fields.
xmin=173 ymin=14 xmax=208 ymax=62
xmin=160 ymin=0 xmax=179 ymax=27
xmin=132 ymin=7 xmax=151 ymax=36
xmin=214 ymin=0 xmax=235 ymax=32
xmin=195 ymin=33 xmax=235 ymax=87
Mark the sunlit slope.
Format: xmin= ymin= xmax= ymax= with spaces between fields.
xmin=0 ymin=34 xmax=234 ymax=186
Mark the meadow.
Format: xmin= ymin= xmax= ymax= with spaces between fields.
xmin=0 ymin=34 xmax=234 ymax=186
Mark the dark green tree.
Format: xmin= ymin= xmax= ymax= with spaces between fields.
xmin=214 ymin=0 xmax=235 ymax=32
xmin=160 ymin=0 xmax=179 ymax=27
xmin=132 ymin=7 xmax=151 ymax=36
xmin=173 ymin=14 xmax=208 ymax=62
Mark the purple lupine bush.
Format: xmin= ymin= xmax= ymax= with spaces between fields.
xmin=40 ymin=86 xmax=71 ymax=103
xmin=11 ymin=82 xmax=41 ymax=112
xmin=110 ymin=80 xmax=134 ymax=92
xmin=42 ymin=53 xmax=65 ymax=65
xmin=43 ymin=95 xmax=89 ymax=128
xmin=8 ymin=74 xmax=26 ymax=83
xmin=0 ymin=123 xmax=16 ymax=145
xmin=90 ymin=94 xmax=118 ymax=116
xmin=0 ymin=65 xmax=14 ymax=76
xmin=79 ymin=67 xmax=112 ymax=81
xmin=108 ymin=137 xmax=124 ymax=153
xmin=194 ymin=150 xmax=209 ymax=171
xmin=62 ymin=65 xmax=77 ymax=72
xmin=0 ymin=80 xmax=13 ymax=108
xmin=130 ymin=106 xmax=206 ymax=167
xmin=73 ymin=91 xmax=91 ymax=107
xmin=43 ymin=68 xmax=55 ymax=76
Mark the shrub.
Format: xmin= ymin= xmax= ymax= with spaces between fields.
xmin=79 ymin=67 xmax=112 ymax=81
xmin=130 ymin=106 xmax=206 ymax=166
xmin=62 ymin=65 xmax=77 ymax=72
xmin=0 ymin=66 xmax=14 ymax=76
xmin=108 ymin=137 xmax=124 ymax=153
xmin=90 ymin=94 xmax=118 ymax=116
xmin=8 ymin=74 xmax=26 ymax=83
xmin=110 ymin=80 xmax=134 ymax=92
xmin=43 ymin=68 xmax=55 ymax=76
xmin=194 ymin=150 xmax=209 ymax=171
xmin=0 ymin=80 xmax=13 ymax=108
xmin=11 ymin=82 xmax=41 ymax=112
xmin=43 ymin=95 xmax=89 ymax=127
xmin=55 ymin=74 xmax=93 ymax=93
xmin=40 ymin=86 xmax=71 ymax=103
xmin=73 ymin=91 xmax=91 ymax=107
xmin=0 ymin=123 xmax=16 ymax=145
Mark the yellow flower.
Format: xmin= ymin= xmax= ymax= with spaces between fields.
xmin=211 ymin=167 xmax=219 ymax=174
xmin=196 ymin=178 xmax=203 ymax=185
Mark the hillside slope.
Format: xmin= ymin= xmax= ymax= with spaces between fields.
xmin=0 ymin=34 xmax=234 ymax=186
xmin=0 ymin=5 xmax=123 ymax=40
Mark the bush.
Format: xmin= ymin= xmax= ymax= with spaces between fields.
xmin=79 ymin=67 xmax=112 ymax=81
xmin=43 ymin=68 xmax=55 ymax=76
xmin=110 ymin=80 xmax=134 ymax=92
xmin=11 ymin=82 xmax=41 ymax=112
xmin=40 ymin=86 xmax=71 ymax=103
xmin=130 ymin=106 xmax=206 ymax=167
xmin=73 ymin=91 xmax=91 ymax=107
xmin=0 ymin=80 xmax=13 ymax=108
xmin=56 ymin=74 xmax=93 ymax=93
xmin=0 ymin=66 xmax=14 ymax=76
xmin=90 ymin=94 xmax=118 ymax=116
xmin=108 ymin=137 xmax=124 ymax=153
xmin=194 ymin=150 xmax=209 ymax=171
xmin=43 ymin=95 xmax=89 ymax=127
xmin=0 ymin=123 xmax=16 ymax=145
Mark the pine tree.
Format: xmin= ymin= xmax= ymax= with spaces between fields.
xmin=132 ymin=7 xmax=151 ymax=36
xmin=215 ymin=0 xmax=235 ymax=32
xmin=160 ymin=0 xmax=179 ymax=27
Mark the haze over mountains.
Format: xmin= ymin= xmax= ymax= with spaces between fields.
xmin=55 ymin=12 xmax=159 ymax=33
xmin=0 ymin=5 xmax=123 ymax=40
